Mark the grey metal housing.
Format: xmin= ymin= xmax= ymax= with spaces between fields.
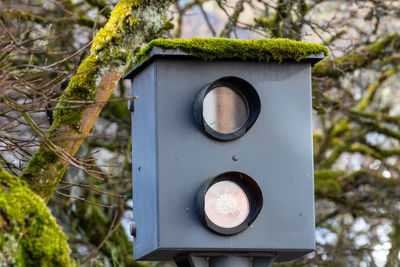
xmin=128 ymin=49 xmax=319 ymax=262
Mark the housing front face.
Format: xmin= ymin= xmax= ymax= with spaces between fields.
xmin=131 ymin=58 xmax=315 ymax=262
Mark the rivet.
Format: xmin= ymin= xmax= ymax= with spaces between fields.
xmin=232 ymin=155 xmax=239 ymax=161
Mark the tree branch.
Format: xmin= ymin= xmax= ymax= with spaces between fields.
xmin=313 ymin=33 xmax=400 ymax=79
xmin=20 ymin=0 xmax=176 ymax=202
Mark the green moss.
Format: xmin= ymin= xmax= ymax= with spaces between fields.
xmin=2 ymin=10 xmax=48 ymax=24
xmin=53 ymin=55 xmax=98 ymax=128
xmin=20 ymin=148 xmax=58 ymax=183
xmin=313 ymin=33 xmax=400 ymax=79
xmin=254 ymin=17 xmax=275 ymax=29
xmin=0 ymin=167 xmax=74 ymax=266
xmin=134 ymin=37 xmax=328 ymax=65
xmin=91 ymin=0 xmax=141 ymax=55
xmin=348 ymin=144 xmax=383 ymax=160
xmin=67 ymin=56 xmax=98 ymax=100
xmin=19 ymin=147 xmax=62 ymax=201
xmin=1 ymin=10 xmax=96 ymax=28
xmin=48 ymin=0 xmax=175 ymax=131
xmin=366 ymin=33 xmax=399 ymax=54
xmin=52 ymin=0 xmax=148 ymax=129
xmin=314 ymin=169 xmax=343 ymax=197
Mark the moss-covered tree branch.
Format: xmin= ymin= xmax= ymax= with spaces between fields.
xmin=0 ymin=167 xmax=74 ymax=266
xmin=313 ymin=33 xmax=400 ymax=79
xmin=315 ymin=169 xmax=400 ymax=210
xmin=20 ymin=0 xmax=176 ymax=202
xmin=314 ymin=66 xmax=399 ymax=168
xmin=2 ymin=9 xmax=97 ymax=28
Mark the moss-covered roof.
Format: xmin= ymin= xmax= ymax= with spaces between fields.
xmin=134 ymin=37 xmax=328 ymax=65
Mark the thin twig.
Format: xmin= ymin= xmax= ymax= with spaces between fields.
xmin=59 ymin=181 xmax=126 ymax=198
xmin=82 ymin=212 xmax=120 ymax=263
xmin=55 ymin=191 xmax=113 ymax=208
xmin=45 ymin=41 xmax=92 ymax=68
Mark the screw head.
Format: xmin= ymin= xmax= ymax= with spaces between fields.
xmin=232 ymin=155 xmax=239 ymax=161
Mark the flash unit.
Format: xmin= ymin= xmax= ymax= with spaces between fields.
xmin=194 ymin=77 xmax=261 ymax=141
xmin=196 ymin=172 xmax=263 ymax=235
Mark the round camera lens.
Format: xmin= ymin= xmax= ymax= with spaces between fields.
xmin=202 ymin=87 xmax=248 ymax=134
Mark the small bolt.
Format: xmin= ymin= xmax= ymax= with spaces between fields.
xmin=130 ymin=222 xmax=137 ymax=237
xmin=185 ymin=208 xmax=190 ymax=212
xmin=232 ymin=155 xmax=239 ymax=161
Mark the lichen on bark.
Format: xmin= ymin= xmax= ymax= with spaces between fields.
xmin=0 ymin=167 xmax=74 ymax=266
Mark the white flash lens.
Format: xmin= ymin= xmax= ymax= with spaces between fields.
xmin=204 ymin=181 xmax=250 ymax=228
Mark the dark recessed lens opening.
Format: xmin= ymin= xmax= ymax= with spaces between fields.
xmin=194 ymin=77 xmax=261 ymax=141
xmin=196 ymin=172 xmax=263 ymax=236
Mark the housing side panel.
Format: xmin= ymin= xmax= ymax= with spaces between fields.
xmin=131 ymin=63 xmax=158 ymax=260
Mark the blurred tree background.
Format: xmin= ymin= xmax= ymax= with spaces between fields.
xmin=1 ymin=0 xmax=400 ymax=266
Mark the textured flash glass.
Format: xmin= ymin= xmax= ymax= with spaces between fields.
xmin=204 ymin=181 xmax=250 ymax=228
xmin=202 ymin=87 xmax=248 ymax=134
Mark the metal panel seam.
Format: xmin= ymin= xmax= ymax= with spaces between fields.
xmin=308 ymin=64 xmax=316 ymax=247
xmin=155 ymin=60 xmax=161 ymax=250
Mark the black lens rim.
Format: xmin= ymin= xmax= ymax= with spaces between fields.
xmin=194 ymin=77 xmax=261 ymax=141
xmin=196 ymin=171 xmax=263 ymax=236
